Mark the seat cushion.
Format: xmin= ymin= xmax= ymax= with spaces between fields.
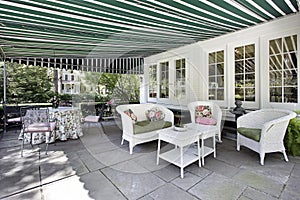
xmin=84 ymin=115 xmax=100 ymax=123
xmin=196 ymin=117 xmax=217 ymax=125
xmin=26 ymin=122 xmax=56 ymax=132
xmin=237 ymin=127 xmax=262 ymax=142
xmin=133 ymin=120 xmax=172 ymax=134
xmin=7 ymin=117 xmax=21 ymax=123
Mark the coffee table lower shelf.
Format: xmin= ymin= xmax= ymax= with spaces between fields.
xmin=159 ymin=146 xmax=199 ymax=168
xmin=159 ymin=145 xmax=214 ymax=166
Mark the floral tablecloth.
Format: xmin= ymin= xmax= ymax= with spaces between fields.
xmin=19 ymin=107 xmax=83 ymax=144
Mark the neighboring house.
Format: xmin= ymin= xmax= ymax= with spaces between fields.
xmin=58 ymin=69 xmax=81 ymax=95
xmin=54 ymin=69 xmax=107 ymax=97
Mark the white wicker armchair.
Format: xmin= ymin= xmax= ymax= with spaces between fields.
xmin=236 ymin=109 xmax=296 ymax=165
xmin=188 ymin=101 xmax=223 ymax=142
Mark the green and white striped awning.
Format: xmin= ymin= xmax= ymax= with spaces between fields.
xmin=0 ymin=0 xmax=299 ymax=59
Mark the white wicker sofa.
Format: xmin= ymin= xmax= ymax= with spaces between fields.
xmin=116 ymin=103 xmax=174 ymax=154
xmin=236 ymin=109 xmax=296 ymax=165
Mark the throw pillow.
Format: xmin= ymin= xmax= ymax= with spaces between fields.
xmin=195 ymin=105 xmax=212 ymax=118
xmin=124 ymin=109 xmax=137 ymax=123
xmin=195 ymin=105 xmax=215 ymax=125
xmin=145 ymin=107 xmax=165 ymax=121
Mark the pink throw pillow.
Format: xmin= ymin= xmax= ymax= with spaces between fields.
xmin=196 ymin=117 xmax=217 ymax=125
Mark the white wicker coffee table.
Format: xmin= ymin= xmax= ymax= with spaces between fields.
xmin=157 ymin=123 xmax=217 ymax=178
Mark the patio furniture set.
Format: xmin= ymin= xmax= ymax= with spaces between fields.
xmin=17 ymin=101 xmax=296 ymax=178
xmin=17 ymin=106 xmax=83 ymax=156
xmin=117 ymin=101 xmax=296 ymax=178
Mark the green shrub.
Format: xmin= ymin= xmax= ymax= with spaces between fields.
xmin=285 ymin=111 xmax=300 ymax=156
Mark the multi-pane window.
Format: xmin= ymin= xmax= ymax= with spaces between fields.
xmin=269 ymin=35 xmax=298 ymax=103
xmin=149 ymin=65 xmax=157 ymax=98
xmin=175 ymin=58 xmax=186 ymax=98
xmin=234 ymin=44 xmax=255 ymax=101
xmin=159 ymin=61 xmax=169 ymax=98
xmin=208 ymin=50 xmax=224 ymax=100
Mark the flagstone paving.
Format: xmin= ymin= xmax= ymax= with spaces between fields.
xmin=0 ymin=121 xmax=300 ymax=200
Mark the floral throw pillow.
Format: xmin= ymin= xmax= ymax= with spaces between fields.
xmin=145 ymin=107 xmax=165 ymax=121
xmin=124 ymin=109 xmax=137 ymax=123
xmin=195 ymin=105 xmax=216 ymax=125
xmin=195 ymin=105 xmax=212 ymax=118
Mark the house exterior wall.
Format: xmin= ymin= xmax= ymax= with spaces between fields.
xmin=59 ymin=70 xmax=81 ymax=95
xmin=143 ymin=13 xmax=300 ymax=114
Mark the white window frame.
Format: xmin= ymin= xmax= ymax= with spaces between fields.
xmin=261 ymin=30 xmax=300 ymax=110
xmin=228 ymin=39 xmax=259 ymax=109
xmin=269 ymin=35 xmax=298 ymax=104
xmin=208 ymin=50 xmax=226 ymax=104
xmin=148 ymin=64 xmax=158 ymax=100
xmin=174 ymin=58 xmax=186 ymax=99
xmin=158 ymin=61 xmax=170 ymax=100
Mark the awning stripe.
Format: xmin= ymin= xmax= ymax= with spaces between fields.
xmin=0 ymin=0 xmax=297 ymax=58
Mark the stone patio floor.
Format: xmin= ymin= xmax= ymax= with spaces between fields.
xmin=0 ymin=120 xmax=300 ymax=200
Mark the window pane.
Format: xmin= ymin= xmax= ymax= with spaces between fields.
xmin=176 ymin=70 xmax=181 ymax=78
xmin=284 ymin=70 xmax=297 ymax=86
xmin=235 ymin=88 xmax=244 ymax=100
xmin=235 ymin=61 xmax=243 ymax=73
xmin=269 ymin=71 xmax=282 ymax=86
xmin=217 ymin=51 xmax=224 ymax=63
xmin=269 ymin=38 xmax=282 ymax=55
xmin=217 ymin=63 xmax=224 ymax=75
xmin=284 ymin=53 xmax=297 ymax=70
xmin=176 ymin=60 xmax=181 ymax=69
xmin=235 ymin=75 xmax=243 ymax=88
xmin=245 ymin=73 xmax=255 ymax=87
xmin=209 ymin=64 xmax=215 ymax=76
xmin=270 ymin=87 xmax=282 ymax=102
xmin=269 ymin=55 xmax=282 ymax=70
xmin=217 ymin=76 xmax=224 ymax=87
xmin=217 ymin=89 xmax=224 ymax=100
xmin=245 ymin=88 xmax=255 ymax=101
xmin=284 ymin=87 xmax=297 ymax=103
xmin=245 ymin=59 xmax=255 ymax=72
xmin=245 ymin=44 xmax=255 ymax=58
xmin=209 ymin=52 xmax=215 ymax=64
xmin=284 ymin=35 xmax=297 ymax=52
xmin=209 ymin=89 xmax=216 ymax=100
xmin=209 ymin=77 xmax=216 ymax=85
xmin=235 ymin=46 xmax=244 ymax=60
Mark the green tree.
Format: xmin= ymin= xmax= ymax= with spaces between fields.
xmin=98 ymin=73 xmax=140 ymax=103
xmin=0 ymin=62 xmax=54 ymax=104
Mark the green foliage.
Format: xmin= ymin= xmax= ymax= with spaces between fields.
xmin=98 ymin=73 xmax=140 ymax=103
xmin=98 ymin=73 xmax=120 ymax=96
xmin=59 ymin=93 xmax=72 ymax=101
xmin=285 ymin=111 xmax=300 ymax=156
xmin=0 ymin=62 xmax=54 ymax=104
